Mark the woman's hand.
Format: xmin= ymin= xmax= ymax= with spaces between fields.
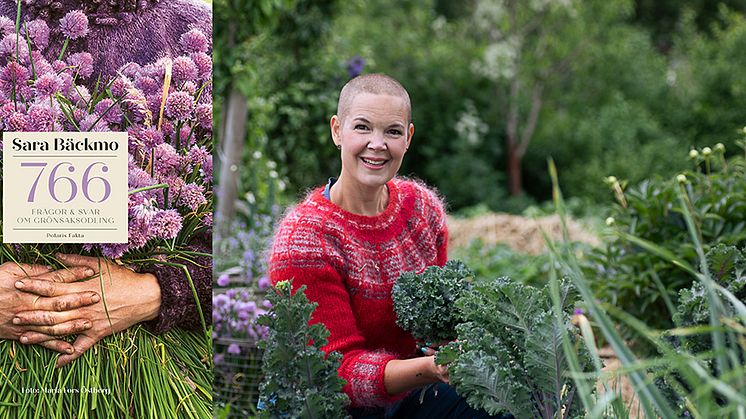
xmin=384 ymin=355 xmax=450 ymax=395
xmin=416 ymin=339 xmax=451 ymax=356
xmin=12 ymin=253 xmax=162 ymax=367
xmin=0 ymin=262 xmax=99 ymax=354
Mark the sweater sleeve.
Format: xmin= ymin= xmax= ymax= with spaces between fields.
xmin=270 ymin=248 xmax=407 ymax=408
xmin=141 ymin=232 xmax=212 ymax=334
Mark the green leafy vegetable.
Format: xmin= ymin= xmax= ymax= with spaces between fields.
xmin=258 ymin=280 xmax=350 ymax=419
xmin=391 ymin=260 xmax=474 ymax=343
xmin=436 ymin=276 xmax=591 ymax=418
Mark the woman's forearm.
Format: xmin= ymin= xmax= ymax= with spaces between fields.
xmin=383 ymin=356 xmax=446 ymax=395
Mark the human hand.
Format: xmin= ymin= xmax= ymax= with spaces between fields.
xmin=416 ymin=339 xmax=452 ymax=356
xmin=0 ymin=261 xmax=99 ymax=354
xmin=12 ymin=253 xmax=162 ymax=367
xmin=428 ymin=355 xmax=450 ymax=384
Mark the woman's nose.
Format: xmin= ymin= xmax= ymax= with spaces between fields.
xmin=367 ymin=131 xmax=387 ymax=150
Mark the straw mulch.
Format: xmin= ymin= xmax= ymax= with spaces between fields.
xmin=447 ymin=213 xmax=601 ymax=254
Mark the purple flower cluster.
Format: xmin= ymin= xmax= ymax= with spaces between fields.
xmin=0 ymin=10 xmax=213 ymax=260
xmin=213 ymin=288 xmax=270 ymax=348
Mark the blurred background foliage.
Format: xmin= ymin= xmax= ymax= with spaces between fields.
xmin=215 ymin=0 xmax=746 ymax=221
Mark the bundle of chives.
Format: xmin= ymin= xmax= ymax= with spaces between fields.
xmin=0 ymin=327 xmax=211 ymax=418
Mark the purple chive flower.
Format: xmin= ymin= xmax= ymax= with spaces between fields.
xmin=217 ymin=274 xmax=230 ymax=287
xmin=149 ymin=209 xmax=182 ymax=240
xmin=227 ymin=343 xmax=241 ymax=355
xmin=178 ymin=182 xmax=207 ymax=211
xmin=213 ymin=353 xmax=224 ymax=365
xmin=30 ymin=51 xmax=53 ymax=76
xmin=27 ymin=103 xmax=59 ymax=131
xmin=79 ymin=113 xmax=110 ymax=132
xmin=171 ymin=56 xmax=198 ymax=83
xmin=214 ymin=293 xmax=229 ymax=308
xmin=202 ymin=212 xmax=212 ymax=227
xmin=0 ymin=16 xmax=14 ymax=37
xmin=110 ymin=76 xmax=133 ymax=98
xmin=6 ymin=111 xmax=28 ymax=131
xmin=195 ymin=103 xmax=212 ymax=130
xmin=119 ymin=62 xmax=142 ymax=79
xmin=34 ymin=72 xmax=63 ymax=96
xmin=190 ymin=52 xmax=212 ymax=81
xmin=70 ymin=85 xmax=91 ymax=108
xmin=258 ymin=276 xmax=270 ymax=290
xmin=68 ymin=52 xmax=94 ymax=78
xmin=94 ymin=98 xmax=123 ymax=124
xmin=100 ymin=243 xmax=128 ymax=259
xmin=26 ymin=19 xmax=50 ymax=49
xmin=134 ymin=76 xmax=159 ymax=95
xmin=127 ymin=219 xmax=149 ymax=249
xmin=0 ymin=33 xmax=29 ymax=58
xmin=165 ymin=91 xmax=194 ymax=121
xmin=59 ymin=10 xmax=89 ymax=40
xmin=123 ymin=87 xmax=151 ymax=122
xmin=573 ymin=308 xmax=585 ymax=316
xmin=58 ymin=72 xmax=73 ymax=94
xmin=181 ymin=81 xmax=198 ymax=95
xmin=180 ymin=29 xmax=209 ymax=53
xmin=346 ymin=55 xmax=365 ymax=78
xmin=154 ymin=143 xmax=182 ymax=174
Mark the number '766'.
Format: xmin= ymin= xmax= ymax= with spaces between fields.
xmin=20 ymin=162 xmax=112 ymax=203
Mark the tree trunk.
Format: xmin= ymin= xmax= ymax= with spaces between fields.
xmin=507 ymin=140 xmax=523 ymax=196
xmin=216 ymin=87 xmax=248 ymax=236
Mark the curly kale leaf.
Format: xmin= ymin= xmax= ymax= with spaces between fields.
xmin=438 ymin=275 xmax=590 ymax=419
xmin=391 ymin=260 xmax=474 ymax=342
xmin=258 ymin=280 xmax=350 ymax=419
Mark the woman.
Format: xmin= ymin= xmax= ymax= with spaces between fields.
xmin=269 ymin=74 xmax=503 ymax=418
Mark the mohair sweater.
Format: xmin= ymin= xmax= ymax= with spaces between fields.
xmin=269 ymin=178 xmax=449 ymax=407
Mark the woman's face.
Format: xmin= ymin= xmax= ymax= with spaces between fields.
xmin=330 ymin=92 xmax=414 ymax=189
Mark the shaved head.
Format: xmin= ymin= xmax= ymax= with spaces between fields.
xmin=337 ymin=73 xmax=411 ymax=123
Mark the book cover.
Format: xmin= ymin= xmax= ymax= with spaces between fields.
xmin=0 ymin=1 xmax=213 ymax=417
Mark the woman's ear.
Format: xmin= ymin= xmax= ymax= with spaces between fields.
xmin=406 ymin=123 xmax=414 ymax=150
xmin=330 ymin=115 xmax=341 ymax=147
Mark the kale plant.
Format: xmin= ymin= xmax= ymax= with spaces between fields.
xmin=674 ymin=244 xmax=746 ymax=354
xmin=257 ymin=280 xmax=350 ymax=419
xmin=435 ymin=276 xmax=592 ymax=419
xmin=391 ymin=260 xmax=474 ymax=342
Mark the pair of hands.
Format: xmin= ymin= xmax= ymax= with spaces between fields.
xmin=0 ymin=254 xmax=161 ymax=367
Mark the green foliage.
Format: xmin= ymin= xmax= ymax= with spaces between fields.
xmin=673 ymin=244 xmax=746 ymax=353
xmin=587 ymin=148 xmax=746 ymax=339
xmin=450 ymin=240 xmax=551 ymax=288
xmin=257 ymin=280 xmax=350 ymax=419
xmin=669 ymin=8 xmax=746 ymax=151
xmin=435 ymin=275 xmax=591 ymax=418
xmin=546 ymin=158 xmax=745 ymax=418
xmin=391 ymin=260 xmax=474 ymax=342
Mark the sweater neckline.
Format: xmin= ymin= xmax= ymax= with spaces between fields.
xmin=312 ymin=178 xmax=404 ymax=233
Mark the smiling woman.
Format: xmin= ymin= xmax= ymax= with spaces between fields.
xmin=267 ymin=74 xmax=506 ymax=418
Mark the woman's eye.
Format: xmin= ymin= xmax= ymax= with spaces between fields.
xmin=354 ymin=124 xmax=369 ymax=131
xmin=387 ymin=129 xmax=403 ymax=136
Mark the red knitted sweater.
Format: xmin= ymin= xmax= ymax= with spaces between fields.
xmin=269 ymin=177 xmax=448 ymax=408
